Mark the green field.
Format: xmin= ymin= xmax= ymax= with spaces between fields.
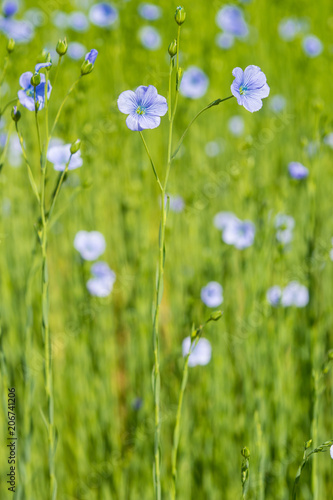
xmin=0 ymin=0 xmax=333 ymax=498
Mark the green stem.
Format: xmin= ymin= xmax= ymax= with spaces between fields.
xmin=171 ymin=95 xmax=234 ymax=160
xmin=47 ymin=156 xmax=72 ymax=220
xmin=52 ymin=56 xmax=62 ymax=91
xmin=50 ymin=77 xmax=80 ymax=138
xmin=0 ymin=97 xmax=18 ymax=117
xmin=15 ymin=123 xmax=40 ymax=203
xmin=139 ymin=132 xmax=163 ymax=191
xmin=34 ymin=88 xmax=42 ymax=156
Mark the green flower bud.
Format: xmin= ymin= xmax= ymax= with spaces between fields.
xmin=176 ymin=67 xmax=183 ymax=90
xmin=11 ymin=106 xmax=21 ymax=123
xmin=81 ymin=60 xmax=93 ymax=76
xmin=6 ymin=38 xmax=15 ymax=54
xmin=56 ymin=38 xmax=68 ymax=56
xmin=305 ymin=439 xmax=313 ymax=450
xmin=175 ymin=6 xmax=186 ymax=25
xmin=210 ymin=311 xmax=223 ymax=321
xmin=70 ymin=139 xmax=81 ymax=155
xmin=241 ymin=447 xmax=250 ymax=459
xmin=30 ymin=72 xmax=41 ymax=87
xmin=168 ymin=39 xmax=177 ymax=58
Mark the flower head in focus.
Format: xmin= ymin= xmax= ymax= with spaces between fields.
xmin=231 ymin=65 xmax=270 ymax=112
xmin=118 ymin=85 xmax=167 ymax=131
xmin=74 ymin=231 xmax=106 ymax=261
xmin=18 ymin=71 xmax=52 ymax=111
xmin=81 ymin=49 xmax=98 ymax=75
xmin=182 ymin=337 xmax=212 ymax=367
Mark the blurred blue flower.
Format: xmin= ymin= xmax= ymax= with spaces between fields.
xmin=180 ymin=66 xmax=209 ymax=99
xmin=228 ymin=115 xmax=244 ymax=136
xmin=278 ymin=18 xmax=301 ymax=41
xmin=182 ymin=337 xmax=212 ymax=367
xmin=18 ymin=71 xmax=52 ymax=111
xmin=215 ymin=32 xmax=234 ymax=50
xmin=74 ymin=231 xmax=106 ymax=261
xmin=213 ymin=211 xmax=238 ymax=230
xmin=89 ymin=3 xmax=118 ymax=27
xmin=201 ymin=281 xmax=223 ymax=308
xmin=85 ymin=49 xmax=98 ymax=65
xmin=288 ymin=161 xmax=309 ymax=180
xmin=323 ymin=133 xmax=333 ymax=149
xmin=47 ymin=144 xmax=83 ymax=171
xmin=138 ymin=3 xmax=161 ymax=21
xmin=0 ymin=18 xmax=34 ymax=43
xmin=216 ymin=5 xmax=248 ymax=37
xmin=205 ymin=140 xmax=223 ymax=157
xmin=2 ymin=0 xmax=18 ymax=17
xmin=68 ymin=12 xmax=89 ymax=32
xmin=163 ymin=194 xmax=184 ymax=213
xmin=303 ymin=35 xmax=323 ymax=57
xmin=231 ymin=65 xmax=270 ymax=112
xmin=266 ymin=286 xmax=282 ymax=307
xmin=269 ymin=94 xmax=286 ymax=113
xmin=275 ymin=214 xmax=294 ymax=245
xmin=118 ymin=85 xmax=167 ymax=131
xmin=132 ymin=397 xmax=143 ymax=411
xmin=222 ymin=218 xmax=255 ymax=249
xmin=281 ymin=282 xmax=309 ymax=308
xmin=35 ymin=62 xmax=52 ymax=72
xmin=68 ymin=42 xmax=86 ymax=60
xmin=139 ymin=25 xmax=161 ymax=50
xmin=86 ymin=261 xmax=116 ymax=297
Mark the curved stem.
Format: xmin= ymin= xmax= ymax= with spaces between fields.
xmin=50 ymin=77 xmax=80 ymax=138
xmin=171 ymin=95 xmax=234 ymax=160
xmin=0 ymin=97 xmax=18 ymax=117
xmin=47 ymin=156 xmax=72 ymax=220
xmin=34 ymin=88 xmax=42 ymax=156
xmin=15 ymin=123 xmax=40 ymax=203
xmin=139 ymin=132 xmax=163 ymax=191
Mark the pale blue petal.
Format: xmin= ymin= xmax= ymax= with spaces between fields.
xmin=117 ymin=90 xmax=138 ymax=114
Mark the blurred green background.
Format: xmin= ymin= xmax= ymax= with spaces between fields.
xmin=0 ymin=0 xmax=333 ymax=498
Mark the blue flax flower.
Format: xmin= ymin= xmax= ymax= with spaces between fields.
xmin=201 ymin=282 xmax=223 ymax=308
xmin=288 ymin=161 xmax=309 ymax=180
xmin=118 ymin=85 xmax=167 ymax=131
xmin=180 ymin=66 xmax=209 ymax=99
xmin=86 ymin=261 xmax=116 ymax=298
xmin=231 ymin=65 xmax=270 ymax=112
xmin=89 ymin=3 xmax=118 ymax=27
xmin=216 ymin=5 xmax=248 ymax=37
xmin=85 ymin=49 xmax=98 ymax=65
xmin=303 ymin=35 xmax=323 ymax=58
xmin=18 ymin=71 xmax=52 ymax=111
xmin=3 ymin=0 xmax=18 ymax=17
xmin=47 ymin=143 xmax=83 ymax=171
xmin=74 ymin=231 xmax=106 ymax=261
xmin=138 ymin=3 xmax=162 ymax=21
xmin=182 ymin=337 xmax=212 ymax=367
xmin=139 ymin=26 xmax=161 ymax=50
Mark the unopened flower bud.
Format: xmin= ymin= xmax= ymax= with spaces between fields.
xmin=56 ymin=38 xmax=68 ymax=56
xmin=30 ymin=72 xmax=41 ymax=87
xmin=305 ymin=439 xmax=312 ymax=450
xmin=175 ymin=6 xmax=186 ymax=25
xmin=6 ymin=38 xmax=15 ymax=53
xmin=11 ymin=106 xmax=21 ymax=122
xmin=168 ymin=39 xmax=177 ymax=58
xmin=176 ymin=67 xmax=183 ymax=90
xmin=70 ymin=139 xmax=81 ymax=155
xmin=210 ymin=311 xmax=223 ymax=321
xmin=241 ymin=447 xmax=250 ymax=459
xmin=81 ymin=49 xmax=98 ymax=76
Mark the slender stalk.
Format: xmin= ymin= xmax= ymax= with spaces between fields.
xmin=52 ymin=56 xmax=62 ymax=91
xmin=47 ymin=156 xmax=72 ymax=220
xmin=15 ymin=123 xmax=40 ymax=203
xmin=34 ymin=88 xmax=42 ymax=156
xmin=171 ymin=95 xmax=234 ymax=160
xmin=139 ymin=132 xmax=162 ymax=192
xmin=170 ymin=341 xmax=192 ymax=500
xmin=50 ymin=77 xmax=80 ymax=137
xmin=0 ymin=97 xmax=18 ymax=118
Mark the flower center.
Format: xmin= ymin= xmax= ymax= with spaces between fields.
xmin=136 ymin=105 xmax=146 ymax=115
xmin=25 ymin=86 xmax=35 ymax=97
xmin=239 ymin=85 xmax=247 ymax=95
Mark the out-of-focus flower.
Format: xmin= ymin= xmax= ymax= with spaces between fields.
xmin=47 ymin=144 xmax=83 ymax=171
xmin=201 ymin=282 xmax=223 ymax=308
xmin=303 ymin=35 xmax=323 ymax=57
xmin=205 ymin=140 xmax=223 ymax=157
xmin=269 ymin=95 xmax=286 ymax=113
xmin=215 ymin=32 xmax=234 ymax=50
xmin=278 ymin=18 xmax=301 ymax=41
xmin=68 ymin=42 xmax=86 ymax=60
xmin=228 ymin=115 xmax=244 ymax=136
xmin=68 ymin=12 xmax=89 ymax=32
xmin=35 ymin=62 xmax=52 ymax=72
xmin=323 ymin=133 xmax=333 ymax=149
xmin=266 ymin=286 xmax=282 ymax=307
xmin=52 ymin=11 xmax=68 ymax=29
xmin=330 ymin=445 xmax=333 ymax=460
xmin=118 ymin=85 xmax=167 ymax=131
xmin=216 ymin=5 xmax=248 ymax=37
xmin=2 ymin=0 xmax=18 ymax=18
xmin=288 ymin=161 xmax=309 ymax=180
xmin=231 ymin=66 xmax=270 ymax=112
xmin=89 ymin=3 xmax=118 ymax=27
xmin=74 ymin=231 xmax=106 ymax=261
xmin=223 ymin=218 xmax=255 ymax=249
xmin=281 ymin=281 xmax=309 ymax=308
xmin=163 ymin=194 xmax=184 ymax=213
xmin=18 ymin=71 xmax=52 ymax=111
xmin=139 ymin=26 xmax=161 ymax=50
xmin=0 ymin=18 xmax=34 ymax=43
xmin=86 ymin=261 xmax=116 ymax=297
xmin=275 ymin=214 xmax=295 ymax=245
xmin=213 ymin=211 xmax=238 ymax=230
xmin=138 ymin=3 xmax=161 ymax=20
xmin=180 ymin=66 xmax=209 ymax=99
xmin=182 ymin=337 xmax=212 ymax=367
